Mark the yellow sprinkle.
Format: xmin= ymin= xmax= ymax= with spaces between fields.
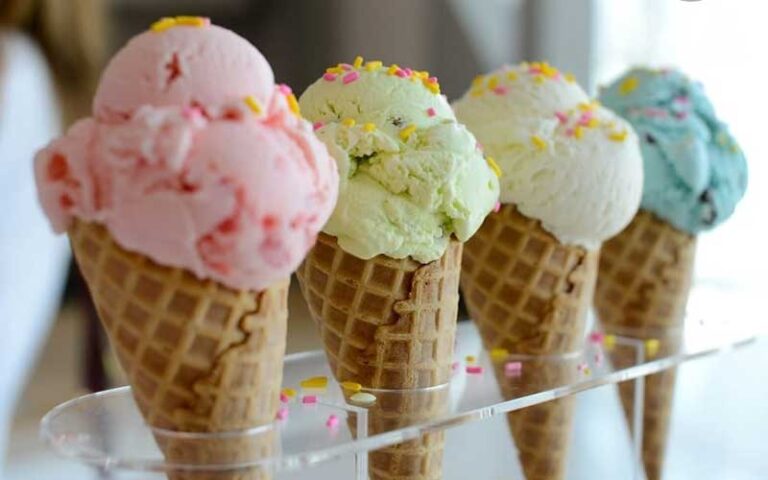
xmin=300 ymin=376 xmax=328 ymax=389
xmin=645 ymin=339 xmax=660 ymax=358
xmin=578 ymin=102 xmax=596 ymax=112
xmin=399 ymin=124 xmax=417 ymax=141
xmin=363 ymin=122 xmax=376 ymax=132
xmin=603 ymin=335 xmax=616 ymax=349
xmin=175 ymin=16 xmax=208 ymax=27
xmin=531 ymin=135 xmax=548 ymax=150
xmin=490 ymin=348 xmax=509 ymax=360
xmin=533 ymin=75 xmax=546 ymax=85
xmin=470 ymin=87 xmax=484 ymax=98
xmin=486 ymin=156 xmax=502 ymax=178
xmin=465 ymin=355 xmax=477 ymax=364
xmin=541 ymin=63 xmax=559 ymax=78
xmin=506 ymin=71 xmax=518 ymax=81
xmin=365 ymin=60 xmax=383 ymax=72
xmin=583 ymin=367 xmax=592 ymax=376
xmin=609 ymin=130 xmax=628 ymax=142
xmin=619 ymin=76 xmax=639 ymax=95
xmin=587 ymin=117 xmax=600 ymax=128
xmin=564 ymin=73 xmax=576 ymax=83
xmin=326 ymin=66 xmax=344 ymax=75
xmin=244 ymin=95 xmax=262 ymax=115
xmin=487 ymin=75 xmax=499 ymax=90
xmin=151 ymin=17 xmax=177 ymax=32
xmin=281 ymin=388 xmax=297 ymax=398
xmin=387 ymin=64 xmax=399 ymax=75
xmin=286 ymin=93 xmax=301 ymax=117
xmin=423 ymin=80 xmax=440 ymax=95
xmin=353 ymin=55 xmax=364 ymax=68
xmin=340 ymin=381 xmax=362 ymax=393
xmin=573 ymin=125 xmax=584 ymax=139
xmin=472 ymin=75 xmax=485 ymax=87
xmin=342 ymin=118 xmax=356 ymax=127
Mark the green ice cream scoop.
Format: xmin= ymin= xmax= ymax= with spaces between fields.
xmin=300 ymin=58 xmax=500 ymax=263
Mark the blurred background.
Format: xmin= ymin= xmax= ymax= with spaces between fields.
xmin=2 ymin=0 xmax=766 ymax=479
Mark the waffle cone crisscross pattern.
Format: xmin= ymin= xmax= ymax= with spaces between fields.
xmin=69 ymin=221 xmax=288 ymax=480
xmin=461 ymin=204 xmax=599 ymax=480
xmin=297 ymin=233 xmax=461 ymax=479
xmin=595 ymin=210 xmax=696 ymax=480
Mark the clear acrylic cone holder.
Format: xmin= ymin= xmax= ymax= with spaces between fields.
xmin=41 ymin=313 xmax=757 ymax=479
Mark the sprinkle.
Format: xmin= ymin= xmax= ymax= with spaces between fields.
xmin=353 ymin=55 xmax=364 ymax=68
xmin=323 ymin=72 xmax=337 ymax=82
xmin=276 ymin=407 xmax=289 ymax=420
xmin=674 ymin=111 xmax=688 ymax=120
xmin=342 ymin=118 xmax=356 ymax=128
xmin=476 ymin=142 xmax=483 ymax=151
xmin=340 ymin=381 xmax=362 ymax=393
xmin=302 ymin=395 xmax=318 ymax=405
xmin=399 ymin=124 xmax=417 ymax=141
xmin=493 ymin=86 xmax=509 ymax=95
xmin=506 ymin=71 xmax=518 ymax=81
xmin=674 ymin=95 xmax=690 ymax=104
xmin=349 ymin=392 xmax=377 ymax=406
xmin=313 ymin=121 xmax=324 ymax=131
xmin=533 ymin=75 xmax=545 ymax=85
xmin=466 ymin=365 xmax=484 ymax=374
xmin=286 ymin=93 xmax=301 ymax=117
xmin=277 ymin=83 xmax=292 ymax=95
xmin=578 ymin=362 xmax=591 ymax=375
xmin=493 ymin=201 xmax=501 ymax=213
xmin=339 ymin=63 xmax=353 ymax=71
xmin=343 ymin=71 xmax=360 ymax=84
xmin=588 ymin=332 xmax=605 ymax=344
xmin=300 ymin=376 xmax=328 ymax=389
xmin=619 ymin=76 xmax=639 ymax=95
xmin=244 ymin=95 xmax=262 ymax=115
xmin=486 ymin=156 xmax=502 ymax=177
xmin=470 ymin=87 xmax=484 ymax=97
xmin=281 ymin=388 xmax=297 ymax=398
xmin=487 ymin=75 xmax=499 ymax=90
xmin=577 ymin=112 xmax=594 ymax=126
xmin=504 ymin=361 xmax=523 ymax=376
xmin=578 ymin=102 xmax=596 ymax=112
xmin=472 ymin=75 xmax=485 ymax=87
xmin=365 ymin=60 xmax=383 ymax=71
xmin=587 ymin=117 xmax=600 ymax=128
xmin=326 ymin=66 xmax=344 ymax=75
xmin=175 ymin=16 xmax=210 ymax=27
xmin=326 ymin=414 xmax=340 ymax=429
xmin=427 ymin=107 xmax=436 ymax=117
xmin=540 ymin=63 xmax=560 ymax=78
xmin=609 ymin=130 xmax=628 ymax=142
xmin=603 ymin=335 xmax=616 ymax=349
xmin=573 ymin=125 xmax=584 ymax=139
xmin=424 ymin=77 xmax=440 ymax=94
xmin=280 ymin=392 xmax=290 ymax=403
xmin=465 ymin=355 xmax=477 ymax=364
xmin=645 ymin=339 xmax=660 ymax=358
xmin=594 ymin=352 xmax=603 ymax=365
xmin=490 ymin=348 xmax=509 ymax=361
xmin=363 ymin=122 xmax=376 ymax=132
xmin=151 ymin=17 xmax=177 ymax=32
xmin=387 ymin=64 xmax=400 ymax=75
xmin=564 ymin=73 xmax=576 ymax=83
xmin=555 ymin=111 xmax=568 ymax=124
xmin=395 ymin=68 xmax=409 ymax=78
xmin=531 ymin=135 xmax=548 ymax=150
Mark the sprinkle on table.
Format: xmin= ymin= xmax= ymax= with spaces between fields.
xmin=281 ymin=387 xmax=297 ymax=398
xmin=244 ymin=95 xmax=262 ymax=115
xmin=399 ymin=124 xmax=417 ymax=141
xmin=349 ymin=392 xmax=377 ymax=406
xmin=490 ymin=348 xmax=509 ymax=361
xmin=466 ymin=365 xmax=484 ymax=375
xmin=619 ymin=76 xmax=639 ymax=95
xmin=300 ymin=376 xmax=328 ymax=389
xmin=588 ymin=331 xmax=605 ymax=344
xmin=486 ymin=156 xmax=502 ymax=177
xmin=302 ymin=395 xmax=318 ymax=405
xmin=326 ymin=414 xmax=340 ymax=429
xmin=603 ymin=334 xmax=616 ymax=349
xmin=465 ymin=355 xmax=477 ymax=364
xmin=342 ymin=118 xmax=357 ymax=128
xmin=577 ymin=362 xmax=591 ymax=376
xmin=276 ymin=407 xmax=289 ymax=421
xmin=531 ymin=135 xmax=548 ymax=150
xmin=340 ymin=381 xmax=363 ymax=393
xmin=645 ymin=339 xmax=661 ymax=358
xmin=504 ymin=361 xmax=522 ymax=376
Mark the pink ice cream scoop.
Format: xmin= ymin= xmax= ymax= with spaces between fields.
xmin=35 ymin=20 xmax=338 ymax=291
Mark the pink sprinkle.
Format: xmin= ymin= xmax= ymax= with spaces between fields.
xmin=577 ymin=111 xmax=594 ymax=126
xmin=343 ymin=71 xmax=360 ymax=84
xmin=280 ymin=393 xmax=289 ymax=403
xmin=594 ymin=352 xmax=603 ymax=365
xmin=475 ymin=142 xmax=484 ymax=152
xmin=340 ymin=63 xmax=352 ymax=71
xmin=277 ymin=84 xmax=292 ymax=95
xmin=588 ymin=332 xmax=605 ymax=344
xmin=555 ymin=111 xmax=568 ymax=124
xmin=201 ymin=17 xmax=211 ymax=26
xmin=466 ymin=365 xmax=484 ymax=375
xmin=276 ymin=407 xmax=289 ymax=421
xmin=493 ymin=86 xmax=509 ymax=95
xmin=493 ymin=201 xmax=501 ymax=213
xmin=403 ymin=67 xmax=413 ymax=76
xmin=577 ymin=362 xmax=589 ymax=372
xmin=325 ymin=414 xmax=340 ymax=429
xmin=395 ymin=68 xmax=408 ymax=78
xmin=566 ymin=128 xmax=575 ymax=137
xmin=504 ymin=361 xmax=522 ymax=376
xmin=427 ymin=76 xmax=438 ymax=84
xmin=313 ymin=121 xmax=324 ymax=131
xmin=302 ymin=395 xmax=318 ymax=405
xmin=323 ymin=72 xmax=338 ymax=82
xmin=451 ymin=361 xmax=460 ymax=371
xmin=182 ymin=106 xmax=203 ymax=120
xmin=674 ymin=111 xmax=688 ymax=120
xmin=427 ymin=107 xmax=436 ymax=117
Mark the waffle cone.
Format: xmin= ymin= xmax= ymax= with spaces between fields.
xmin=595 ymin=210 xmax=696 ymax=480
xmin=296 ymin=232 xmax=461 ymax=479
xmin=69 ymin=221 xmax=289 ymax=480
xmin=461 ymin=204 xmax=599 ymax=480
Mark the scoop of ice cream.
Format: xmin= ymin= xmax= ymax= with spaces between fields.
xmin=454 ymin=62 xmax=644 ymax=249
xmin=599 ymin=67 xmax=748 ymax=234
xmin=36 ymin=86 xmax=338 ymax=291
xmin=94 ymin=18 xmax=274 ymax=121
xmin=299 ymin=58 xmax=499 ymax=263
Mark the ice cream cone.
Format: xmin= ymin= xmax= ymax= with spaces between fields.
xmin=461 ymin=204 xmax=599 ymax=480
xmin=595 ymin=210 xmax=695 ymax=480
xmin=69 ymin=220 xmax=288 ymax=480
xmin=296 ymin=232 xmax=461 ymax=479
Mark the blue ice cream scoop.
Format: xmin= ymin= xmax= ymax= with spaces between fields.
xmin=599 ymin=67 xmax=747 ymax=234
